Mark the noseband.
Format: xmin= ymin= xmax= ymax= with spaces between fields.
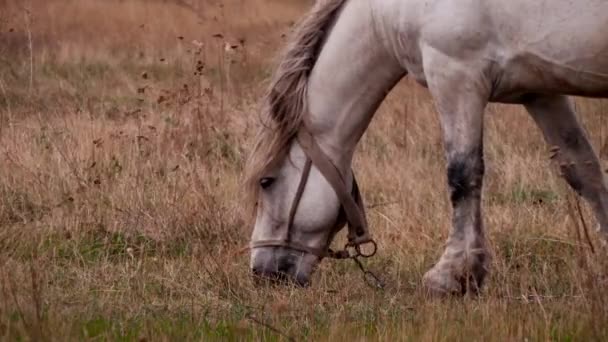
xmin=251 ymin=127 xmax=378 ymax=261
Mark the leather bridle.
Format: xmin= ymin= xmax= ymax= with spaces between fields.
xmin=250 ymin=127 xmax=379 ymax=262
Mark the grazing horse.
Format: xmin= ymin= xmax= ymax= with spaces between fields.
xmin=246 ymin=0 xmax=608 ymax=295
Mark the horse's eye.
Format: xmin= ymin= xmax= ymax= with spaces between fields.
xmin=259 ymin=177 xmax=275 ymax=190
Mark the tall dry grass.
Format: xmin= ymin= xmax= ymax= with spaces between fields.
xmin=0 ymin=0 xmax=607 ymax=340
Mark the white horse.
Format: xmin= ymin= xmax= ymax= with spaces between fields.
xmin=246 ymin=0 xmax=608 ymax=295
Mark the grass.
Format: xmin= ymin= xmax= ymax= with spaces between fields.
xmin=1 ymin=0 xmax=607 ymax=340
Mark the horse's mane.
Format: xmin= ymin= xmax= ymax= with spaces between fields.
xmin=245 ymin=0 xmax=347 ymax=208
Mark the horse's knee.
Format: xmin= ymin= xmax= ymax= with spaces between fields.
xmin=447 ymin=150 xmax=484 ymax=204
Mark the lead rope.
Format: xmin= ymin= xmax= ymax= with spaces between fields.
xmin=352 ymin=256 xmax=385 ymax=290
xmin=328 ymin=243 xmax=385 ymax=289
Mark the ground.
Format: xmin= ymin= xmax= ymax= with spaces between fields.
xmin=0 ymin=0 xmax=607 ymax=340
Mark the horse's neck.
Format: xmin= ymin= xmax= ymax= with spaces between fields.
xmin=305 ymin=0 xmax=405 ymax=172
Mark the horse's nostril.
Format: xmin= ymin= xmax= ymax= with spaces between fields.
xmin=252 ymin=265 xmax=264 ymax=276
xmin=277 ymin=258 xmax=292 ymax=274
xmin=294 ymin=273 xmax=310 ymax=287
xmin=251 ymin=266 xmax=278 ymax=286
xmin=251 ymin=251 xmax=311 ymax=287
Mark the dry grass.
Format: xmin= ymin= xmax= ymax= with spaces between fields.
xmin=0 ymin=0 xmax=607 ymax=340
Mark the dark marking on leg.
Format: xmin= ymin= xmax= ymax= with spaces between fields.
xmin=448 ymin=161 xmax=472 ymax=202
xmin=560 ymin=128 xmax=582 ymax=150
xmin=447 ymin=150 xmax=485 ymax=204
xmin=468 ymin=251 xmax=488 ymax=294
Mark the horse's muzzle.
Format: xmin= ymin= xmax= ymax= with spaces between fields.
xmin=250 ymin=247 xmax=315 ymax=287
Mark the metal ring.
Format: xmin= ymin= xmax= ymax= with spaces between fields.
xmin=344 ymin=244 xmax=359 ymax=258
xmin=355 ymin=239 xmax=377 ymax=258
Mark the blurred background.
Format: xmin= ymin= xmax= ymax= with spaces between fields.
xmin=0 ymin=1 xmax=607 ymax=340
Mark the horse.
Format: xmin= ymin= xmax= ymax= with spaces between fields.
xmin=246 ymin=0 xmax=608 ymax=295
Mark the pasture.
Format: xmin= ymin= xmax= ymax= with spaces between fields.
xmin=0 ymin=0 xmax=607 ymax=340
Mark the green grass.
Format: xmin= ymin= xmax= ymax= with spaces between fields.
xmin=1 ymin=227 xmax=606 ymax=341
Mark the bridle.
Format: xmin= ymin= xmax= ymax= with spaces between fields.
xmin=251 ymin=127 xmax=384 ymax=287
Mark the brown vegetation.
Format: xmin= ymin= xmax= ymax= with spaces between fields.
xmin=0 ymin=0 xmax=607 ymax=340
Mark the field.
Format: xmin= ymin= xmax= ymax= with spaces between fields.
xmin=1 ymin=0 xmax=607 ymax=340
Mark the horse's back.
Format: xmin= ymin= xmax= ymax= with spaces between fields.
xmin=485 ymin=0 xmax=608 ymax=99
xmin=488 ymin=0 xmax=608 ymax=67
xmin=385 ymin=0 xmax=608 ymax=100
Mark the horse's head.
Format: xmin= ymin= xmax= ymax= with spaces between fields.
xmin=249 ymin=128 xmax=373 ymax=286
xmin=249 ymin=132 xmax=346 ymax=286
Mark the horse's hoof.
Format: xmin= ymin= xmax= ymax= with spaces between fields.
xmin=422 ymin=267 xmax=463 ymax=297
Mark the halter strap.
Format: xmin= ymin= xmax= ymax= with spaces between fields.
xmin=286 ymin=157 xmax=312 ymax=244
xmin=296 ymin=129 xmax=372 ymax=246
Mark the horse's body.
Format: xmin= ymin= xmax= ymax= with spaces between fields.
xmin=248 ymin=0 xmax=608 ymax=294
xmin=377 ymin=0 xmax=608 ymax=101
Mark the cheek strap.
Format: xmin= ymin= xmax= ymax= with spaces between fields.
xmin=297 ymin=129 xmax=371 ymax=247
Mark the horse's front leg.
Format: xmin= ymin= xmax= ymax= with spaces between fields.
xmin=420 ymin=51 xmax=492 ymax=296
